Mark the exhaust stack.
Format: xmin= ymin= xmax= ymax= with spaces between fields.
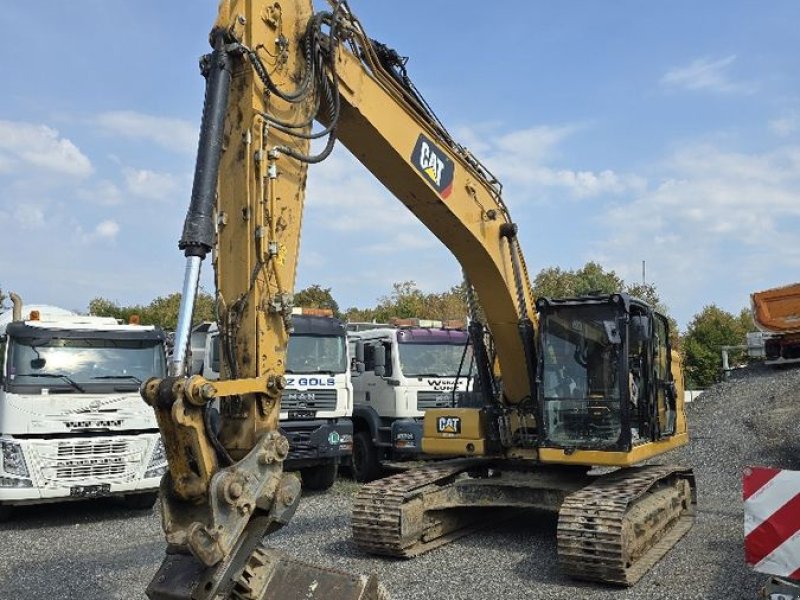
xmin=9 ymin=292 xmax=22 ymax=322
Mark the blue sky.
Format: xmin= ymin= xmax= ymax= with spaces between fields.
xmin=1 ymin=1 xmax=799 ymax=330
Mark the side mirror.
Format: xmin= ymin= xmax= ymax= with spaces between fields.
xmin=210 ymin=335 xmax=221 ymax=374
xmin=352 ymin=341 xmax=366 ymax=376
xmin=355 ymin=341 xmax=365 ymax=363
xmin=374 ymin=344 xmax=386 ymax=378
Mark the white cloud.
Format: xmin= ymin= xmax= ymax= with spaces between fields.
xmin=124 ymin=168 xmax=184 ymax=202
xmin=95 ymin=220 xmax=120 ymax=239
xmin=305 ymin=150 xmax=419 ymax=233
xmin=770 ymin=112 xmax=800 ymax=137
xmin=0 ymin=120 xmax=92 ymax=177
xmin=460 ymin=124 xmax=646 ymax=200
xmin=360 ymin=232 xmax=436 ymax=254
xmin=13 ymin=204 xmax=46 ymax=229
xmin=77 ymin=180 xmax=123 ymax=206
xmin=660 ymin=55 xmax=756 ymax=94
xmin=96 ymin=111 xmax=197 ymax=154
xmin=75 ymin=219 xmax=121 ymax=244
xmin=597 ymin=141 xmax=800 ymax=325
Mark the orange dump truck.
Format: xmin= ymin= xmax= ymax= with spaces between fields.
xmin=750 ymin=283 xmax=800 ymax=365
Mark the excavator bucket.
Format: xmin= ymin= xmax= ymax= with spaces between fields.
xmin=146 ymin=547 xmax=388 ymax=600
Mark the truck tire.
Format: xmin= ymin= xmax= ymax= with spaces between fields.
xmin=352 ymin=431 xmax=382 ymax=483
xmin=301 ymin=463 xmax=338 ymax=491
xmin=120 ymin=492 xmax=159 ymax=511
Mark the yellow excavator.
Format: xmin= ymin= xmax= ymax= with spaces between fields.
xmin=141 ymin=1 xmax=695 ymax=597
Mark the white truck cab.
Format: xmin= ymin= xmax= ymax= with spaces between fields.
xmin=191 ymin=309 xmax=353 ymax=491
xmin=348 ymin=323 xmax=472 ymax=481
xmin=0 ymin=302 xmax=168 ymax=519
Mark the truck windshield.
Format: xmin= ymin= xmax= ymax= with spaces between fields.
xmin=398 ymin=342 xmax=472 ymax=378
xmin=7 ymin=336 xmax=166 ymax=391
xmin=540 ymin=305 xmax=622 ymax=447
xmin=286 ymin=335 xmax=346 ymax=374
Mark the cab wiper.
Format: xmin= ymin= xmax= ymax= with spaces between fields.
xmin=412 ymin=372 xmax=450 ymax=378
xmin=17 ymin=373 xmax=86 ymax=393
xmin=92 ymin=375 xmax=143 ymax=385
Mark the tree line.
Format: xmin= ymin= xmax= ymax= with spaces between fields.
xmin=2 ymin=261 xmax=758 ymax=389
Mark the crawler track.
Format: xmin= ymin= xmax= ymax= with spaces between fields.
xmin=352 ymin=460 xmax=484 ymax=557
xmin=557 ymin=465 xmax=695 ymax=586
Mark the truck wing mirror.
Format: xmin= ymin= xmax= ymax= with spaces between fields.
xmin=355 ymin=341 xmax=365 ymax=363
xmin=374 ymin=343 xmax=386 ymax=377
xmin=351 ymin=341 xmax=366 ymax=376
xmin=210 ymin=335 xmax=221 ymax=374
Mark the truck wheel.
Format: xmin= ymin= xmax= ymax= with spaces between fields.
xmin=301 ymin=463 xmax=338 ymax=491
xmin=120 ymin=492 xmax=159 ymax=511
xmin=352 ymin=431 xmax=382 ymax=483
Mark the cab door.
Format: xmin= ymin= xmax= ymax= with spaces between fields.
xmin=652 ymin=314 xmax=676 ymax=438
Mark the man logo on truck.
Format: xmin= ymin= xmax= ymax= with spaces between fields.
xmin=413 ymin=134 xmax=454 ymax=199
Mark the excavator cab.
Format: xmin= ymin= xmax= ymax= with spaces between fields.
xmin=536 ymin=294 xmax=685 ymax=461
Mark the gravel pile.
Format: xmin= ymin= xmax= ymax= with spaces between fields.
xmin=2 ymin=363 xmax=799 ymax=599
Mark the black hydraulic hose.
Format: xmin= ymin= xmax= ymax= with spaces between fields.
xmin=451 ymin=335 xmax=471 ymax=408
xmin=204 ymin=403 xmax=233 ymax=467
xmin=179 ymin=31 xmax=233 ymax=259
xmin=469 ymin=320 xmax=495 ymax=406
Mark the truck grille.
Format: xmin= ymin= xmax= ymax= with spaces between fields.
xmin=417 ymin=390 xmax=461 ymax=410
xmin=28 ymin=437 xmax=148 ymax=485
xmin=57 ymin=463 xmax=126 ymax=479
xmin=281 ymin=389 xmax=337 ymax=412
xmin=58 ymin=440 xmax=128 ymax=458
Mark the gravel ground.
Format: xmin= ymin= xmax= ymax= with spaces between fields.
xmin=2 ymin=364 xmax=799 ymax=599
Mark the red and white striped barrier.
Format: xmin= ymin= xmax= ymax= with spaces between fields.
xmin=744 ymin=466 xmax=800 ymax=580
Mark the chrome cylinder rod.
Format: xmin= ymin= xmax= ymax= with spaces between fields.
xmin=169 ymin=255 xmax=202 ymax=377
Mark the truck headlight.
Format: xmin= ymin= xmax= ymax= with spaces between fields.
xmin=1 ymin=440 xmax=30 ymax=478
xmin=145 ymin=438 xmax=167 ymax=479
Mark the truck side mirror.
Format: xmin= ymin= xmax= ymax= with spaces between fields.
xmin=373 ymin=344 xmax=386 ymax=378
xmin=210 ymin=335 xmax=221 ymax=374
xmin=352 ymin=341 xmax=366 ymax=375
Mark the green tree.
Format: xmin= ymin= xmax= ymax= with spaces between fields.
xmin=532 ymin=262 xmax=625 ymax=299
xmin=89 ymin=292 xmax=215 ymax=330
xmin=574 ymin=262 xmax=625 ymax=296
xmin=682 ymin=305 xmax=750 ymax=388
xmin=344 ymin=281 xmax=468 ymax=324
xmin=0 ymin=286 xmax=8 ymax=311
xmin=294 ymin=284 xmax=340 ymax=316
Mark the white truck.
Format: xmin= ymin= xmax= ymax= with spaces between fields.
xmin=0 ymin=296 xmax=168 ymax=519
xmin=191 ymin=309 xmax=353 ymax=491
xmin=348 ymin=322 xmax=473 ymax=481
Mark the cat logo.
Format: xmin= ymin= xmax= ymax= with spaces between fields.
xmin=436 ymin=416 xmax=461 ymax=435
xmin=412 ymin=134 xmax=454 ymax=198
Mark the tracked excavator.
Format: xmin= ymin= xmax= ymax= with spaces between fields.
xmin=141 ymin=1 xmax=695 ymax=598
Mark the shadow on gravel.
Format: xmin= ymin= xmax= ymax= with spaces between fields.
xmin=0 ymin=498 xmax=157 ymax=531
xmin=3 ymin=540 xmax=164 ymax=600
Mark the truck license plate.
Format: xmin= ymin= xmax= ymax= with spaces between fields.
xmin=70 ymin=484 xmax=111 ymax=498
xmin=288 ymin=410 xmax=316 ymax=420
